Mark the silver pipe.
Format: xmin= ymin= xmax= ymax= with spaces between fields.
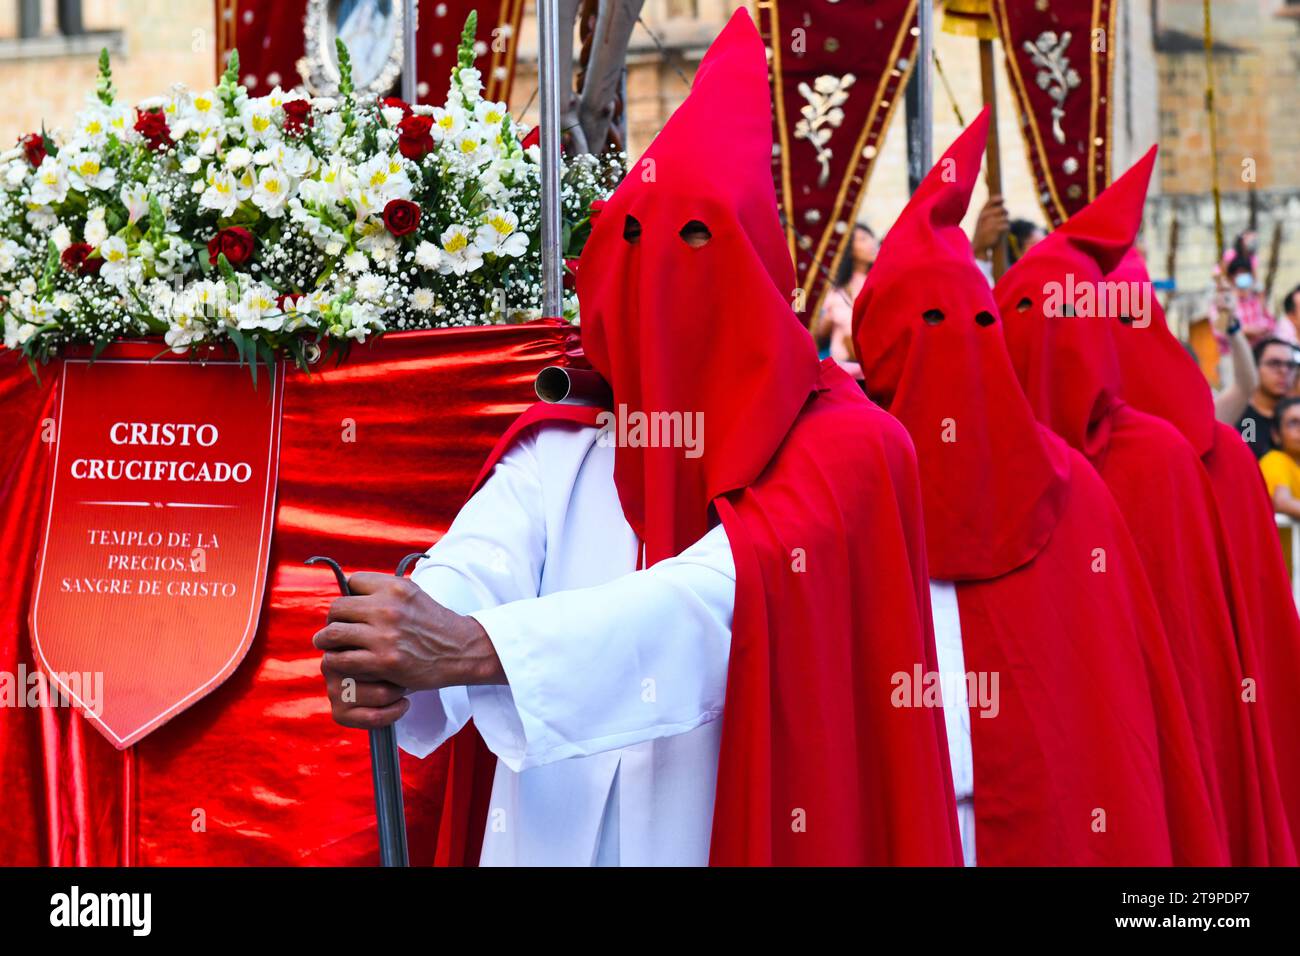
xmin=905 ymin=0 xmax=933 ymax=193
xmin=537 ymin=0 xmax=565 ymax=318
xmin=535 ymin=366 xmax=612 ymax=406
xmin=402 ymin=0 xmax=419 ymax=103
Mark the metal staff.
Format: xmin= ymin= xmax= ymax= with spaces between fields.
xmin=904 ymin=0 xmax=933 ymax=195
xmin=402 ymin=0 xmax=419 ymax=104
xmin=307 ymin=552 xmax=428 ymax=867
xmin=538 ymin=0 xmax=565 ymax=318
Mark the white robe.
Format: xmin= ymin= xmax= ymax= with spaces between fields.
xmin=929 ymin=580 xmax=976 ymax=866
xmin=395 ymin=423 xmax=736 ymax=866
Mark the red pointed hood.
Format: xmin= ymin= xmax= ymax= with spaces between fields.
xmin=576 ymin=8 xmax=820 ymax=564
xmin=852 ymin=109 xmax=1068 ymax=581
xmin=1107 ymin=247 xmax=1218 ymax=457
xmin=995 ymin=147 xmax=1157 ymax=463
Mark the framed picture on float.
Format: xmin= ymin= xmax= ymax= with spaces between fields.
xmin=298 ymin=0 xmax=408 ymax=97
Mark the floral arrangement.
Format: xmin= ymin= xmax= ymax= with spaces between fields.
xmin=0 ymin=13 xmax=622 ymax=373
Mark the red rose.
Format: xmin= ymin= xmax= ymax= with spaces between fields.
xmin=134 ymin=109 xmax=172 ymax=151
xmin=396 ymin=113 xmax=434 ymax=160
xmin=282 ymin=99 xmax=314 ymax=135
xmin=588 ymin=199 xmax=606 ymax=221
xmin=60 ymin=243 xmax=102 ymax=276
xmin=382 ymin=199 xmax=421 ymax=238
xmin=207 ymin=227 xmax=256 ymax=268
xmin=563 ymin=258 xmax=580 ymax=292
xmin=20 ymin=133 xmax=46 ymax=168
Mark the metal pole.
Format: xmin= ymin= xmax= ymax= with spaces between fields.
xmin=402 ymin=0 xmax=419 ymax=103
xmin=905 ymin=0 xmax=933 ymax=195
xmin=538 ymin=0 xmax=565 ymax=318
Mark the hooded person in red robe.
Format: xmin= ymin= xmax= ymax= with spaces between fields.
xmin=1108 ymin=246 xmax=1300 ymax=861
xmin=851 ymin=109 xmax=1217 ymax=866
xmin=995 ymin=149 xmax=1292 ymax=865
xmin=317 ymin=9 xmax=962 ymax=866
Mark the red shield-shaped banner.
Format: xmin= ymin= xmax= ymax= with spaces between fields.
xmin=30 ymin=347 xmax=283 ymax=749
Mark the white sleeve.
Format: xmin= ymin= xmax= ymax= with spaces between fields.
xmin=395 ymin=432 xmax=547 ymax=759
xmin=465 ymin=523 xmax=735 ymax=772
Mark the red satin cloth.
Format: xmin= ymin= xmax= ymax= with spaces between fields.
xmin=0 ymin=323 xmax=575 ymax=866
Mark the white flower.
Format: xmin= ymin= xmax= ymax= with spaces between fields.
xmin=241 ymin=103 xmax=278 ymax=145
xmin=430 ymin=107 xmax=464 ymax=143
xmin=84 ymin=208 xmax=109 ymax=247
xmin=410 ymin=287 xmax=435 ymax=311
xmin=199 ymin=168 xmax=241 ymax=216
xmin=252 ymin=166 xmax=290 ymax=217
xmin=355 ymin=153 xmax=411 ymax=201
xmin=98 ymin=236 xmax=130 ymax=287
xmin=66 ymin=151 xmax=117 ymax=192
xmin=451 ymin=134 xmax=488 ymax=166
xmin=185 ymin=91 xmax=223 ymax=132
xmin=381 ymin=105 xmax=406 ymax=127
xmin=71 ymin=107 xmax=112 ymax=147
xmin=28 ymin=157 xmax=68 ymax=205
xmin=457 ymin=68 xmax=484 ymax=99
xmin=414 ymin=240 xmax=441 ymax=270
xmin=343 ymin=250 xmax=369 ymax=273
xmin=0 ymin=239 xmax=21 ymax=272
xmin=475 ymin=209 xmax=528 ymax=257
xmin=474 ymin=100 xmax=508 ymax=127
xmin=50 ymin=224 xmax=73 ymax=251
xmin=355 ymin=272 xmax=386 ymax=302
xmin=181 ymin=156 xmax=202 ymax=174
xmin=232 ymin=284 xmax=282 ymax=331
xmin=437 ymin=224 xmax=483 ymax=275
xmin=225 ymin=147 xmax=253 ymax=169
xmin=165 ymin=313 xmax=209 ymax=351
xmin=121 ymin=184 xmax=150 ymax=225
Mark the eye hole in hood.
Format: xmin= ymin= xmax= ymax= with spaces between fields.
xmin=679 ymin=220 xmax=713 ymax=247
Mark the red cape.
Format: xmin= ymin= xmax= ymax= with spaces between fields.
xmin=1109 ymin=249 xmax=1300 ymax=861
xmin=1203 ymin=422 xmax=1300 ymax=860
xmin=432 ymin=365 xmax=962 ymax=866
xmin=854 ymin=112 xmax=1211 ymax=864
xmin=995 ymin=150 xmax=1277 ymax=863
xmin=427 ymin=11 xmax=961 ymax=866
xmin=955 ymin=434 xmax=1210 ymax=864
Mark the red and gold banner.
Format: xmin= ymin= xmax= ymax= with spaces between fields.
xmin=757 ymin=0 xmax=917 ymax=320
xmin=215 ymin=0 xmax=526 ymax=105
xmin=30 ymin=348 xmax=283 ymax=750
xmin=0 ymin=323 xmax=575 ymax=866
xmin=991 ymin=0 xmax=1118 ymax=226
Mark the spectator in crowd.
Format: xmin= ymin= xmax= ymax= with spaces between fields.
xmin=1209 ymin=268 xmax=1259 ymax=424
xmin=1219 ymin=253 xmax=1289 ymax=346
xmin=815 ymin=222 xmax=875 ymax=362
xmin=1282 ymin=284 xmax=1300 ymax=343
xmin=1238 ymin=337 xmax=1300 ymax=459
xmin=1007 ymin=218 xmax=1047 ymax=264
xmin=969 ymin=194 xmax=1010 ymax=284
xmin=1259 ymin=396 xmax=1300 ymax=519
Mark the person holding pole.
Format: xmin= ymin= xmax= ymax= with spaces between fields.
xmin=313 ymin=10 xmax=961 ymax=867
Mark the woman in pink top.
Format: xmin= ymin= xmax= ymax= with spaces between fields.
xmin=816 ymin=224 xmax=875 ymax=362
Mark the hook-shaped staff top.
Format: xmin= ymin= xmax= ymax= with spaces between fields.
xmin=305 ymin=555 xmax=351 ymax=595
